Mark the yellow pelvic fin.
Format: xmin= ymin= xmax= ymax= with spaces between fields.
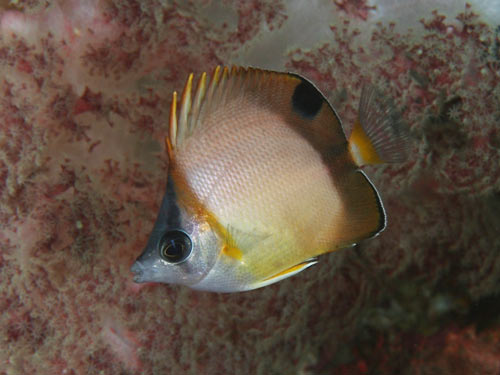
xmin=222 ymin=244 xmax=243 ymax=261
xmin=194 ymin=207 xmax=246 ymax=263
xmin=252 ymin=258 xmax=318 ymax=289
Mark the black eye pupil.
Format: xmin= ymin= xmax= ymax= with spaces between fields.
xmin=159 ymin=230 xmax=192 ymax=263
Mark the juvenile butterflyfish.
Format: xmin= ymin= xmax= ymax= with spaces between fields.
xmin=131 ymin=66 xmax=408 ymax=292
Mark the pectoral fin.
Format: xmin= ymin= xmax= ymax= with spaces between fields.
xmin=252 ymin=258 xmax=318 ymax=289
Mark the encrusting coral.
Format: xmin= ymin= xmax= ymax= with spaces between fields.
xmin=1 ymin=1 xmax=499 ymax=374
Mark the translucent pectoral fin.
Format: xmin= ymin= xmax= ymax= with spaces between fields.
xmin=252 ymin=258 xmax=318 ymax=290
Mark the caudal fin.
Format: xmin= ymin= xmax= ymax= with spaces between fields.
xmin=348 ymin=85 xmax=409 ymax=166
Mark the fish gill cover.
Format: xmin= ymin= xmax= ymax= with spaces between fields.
xmin=0 ymin=0 xmax=499 ymax=374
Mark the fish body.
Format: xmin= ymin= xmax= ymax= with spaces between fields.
xmin=131 ymin=66 xmax=407 ymax=292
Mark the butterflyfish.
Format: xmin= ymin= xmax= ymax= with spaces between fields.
xmin=131 ymin=66 xmax=408 ymax=292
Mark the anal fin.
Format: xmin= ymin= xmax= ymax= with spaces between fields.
xmin=252 ymin=258 xmax=318 ymax=289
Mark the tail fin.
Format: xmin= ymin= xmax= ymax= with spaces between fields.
xmin=348 ymin=85 xmax=409 ymax=167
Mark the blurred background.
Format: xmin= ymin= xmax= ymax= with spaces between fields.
xmin=1 ymin=0 xmax=499 ymax=374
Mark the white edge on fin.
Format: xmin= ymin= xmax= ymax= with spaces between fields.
xmin=357 ymin=169 xmax=387 ymax=236
xmin=251 ymin=258 xmax=318 ymax=290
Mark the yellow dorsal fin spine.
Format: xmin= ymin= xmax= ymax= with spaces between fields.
xmin=216 ymin=66 xmax=230 ymax=109
xmin=190 ymin=72 xmax=207 ymax=135
xmin=167 ymin=91 xmax=178 ymax=158
xmin=205 ymin=66 xmax=221 ymax=105
xmin=177 ymin=73 xmax=193 ymax=145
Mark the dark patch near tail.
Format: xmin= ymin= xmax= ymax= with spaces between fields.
xmin=291 ymin=77 xmax=323 ymax=118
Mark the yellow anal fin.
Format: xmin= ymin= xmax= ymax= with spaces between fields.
xmin=252 ymin=258 xmax=318 ymax=289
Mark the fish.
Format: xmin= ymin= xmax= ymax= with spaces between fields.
xmin=130 ymin=66 xmax=408 ymax=293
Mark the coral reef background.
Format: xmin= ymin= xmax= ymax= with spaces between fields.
xmin=1 ymin=0 xmax=499 ymax=374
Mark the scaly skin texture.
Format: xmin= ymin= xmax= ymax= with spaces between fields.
xmin=1 ymin=1 xmax=499 ymax=374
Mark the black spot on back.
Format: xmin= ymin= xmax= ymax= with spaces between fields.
xmin=291 ymin=78 xmax=323 ymax=118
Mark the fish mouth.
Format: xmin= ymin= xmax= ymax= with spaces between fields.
xmin=130 ymin=261 xmax=145 ymax=283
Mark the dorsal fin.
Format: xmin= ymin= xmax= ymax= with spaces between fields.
xmin=167 ymin=66 xmax=223 ymax=157
xmin=166 ymin=66 xmax=302 ymax=158
xmin=165 ymin=66 xmax=353 ymax=172
xmin=167 ymin=70 xmax=206 ymax=158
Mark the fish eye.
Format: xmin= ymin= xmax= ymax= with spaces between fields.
xmin=159 ymin=230 xmax=192 ymax=263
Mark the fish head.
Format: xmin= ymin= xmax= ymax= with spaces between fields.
xmin=130 ymin=176 xmax=221 ymax=287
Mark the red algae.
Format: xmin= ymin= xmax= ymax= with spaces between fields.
xmin=101 ymin=317 xmax=143 ymax=372
xmin=1 ymin=0 xmax=500 ymax=374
